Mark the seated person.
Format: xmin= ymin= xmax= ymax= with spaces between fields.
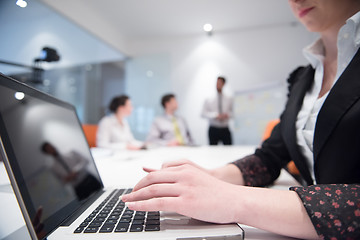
xmin=146 ymin=93 xmax=194 ymax=146
xmin=97 ymin=95 xmax=143 ymax=150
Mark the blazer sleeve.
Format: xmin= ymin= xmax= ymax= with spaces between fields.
xmin=232 ymin=122 xmax=293 ymax=186
xmin=290 ymin=184 xmax=360 ymax=239
xmin=232 ymin=66 xmax=307 ymax=186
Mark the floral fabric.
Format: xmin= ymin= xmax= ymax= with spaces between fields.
xmin=232 ymin=155 xmax=272 ymax=187
xmin=233 ymin=156 xmax=360 ymax=239
xmin=291 ymin=184 xmax=360 ymax=240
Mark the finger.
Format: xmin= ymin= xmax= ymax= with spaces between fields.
xmin=125 ymin=197 xmax=179 ymax=212
xmin=122 ymin=183 xmax=181 ymax=202
xmin=132 ymin=169 xmax=180 ymax=191
xmin=143 ymin=166 xmax=157 ymax=173
xmin=143 ymin=164 xmax=185 ymax=173
xmin=161 ymin=159 xmax=192 ymax=169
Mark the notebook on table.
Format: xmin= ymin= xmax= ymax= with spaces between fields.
xmin=0 ymin=73 xmax=244 ymax=240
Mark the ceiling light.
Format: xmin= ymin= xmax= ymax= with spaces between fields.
xmin=203 ymin=23 xmax=213 ymax=36
xmin=16 ymin=0 xmax=27 ymax=8
xmin=203 ymin=24 xmax=213 ymax=32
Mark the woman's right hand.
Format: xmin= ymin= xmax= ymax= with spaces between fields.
xmin=122 ymin=163 xmax=244 ymax=224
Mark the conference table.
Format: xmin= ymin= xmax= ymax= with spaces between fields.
xmin=0 ymin=145 xmax=300 ymax=240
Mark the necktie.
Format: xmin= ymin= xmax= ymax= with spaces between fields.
xmin=172 ymin=117 xmax=184 ymax=145
xmin=218 ymin=93 xmax=223 ymax=114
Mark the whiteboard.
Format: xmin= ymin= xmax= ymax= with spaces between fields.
xmin=232 ymin=82 xmax=287 ymax=145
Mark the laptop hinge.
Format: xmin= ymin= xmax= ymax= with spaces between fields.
xmin=61 ymin=190 xmax=105 ymax=226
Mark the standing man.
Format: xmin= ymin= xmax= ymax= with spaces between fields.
xmin=202 ymin=76 xmax=233 ymax=145
xmin=146 ymin=93 xmax=194 ymax=146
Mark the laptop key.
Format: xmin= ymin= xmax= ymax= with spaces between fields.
xmin=146 ymin=219 xmax=160 ymax=225
xmin=79 ymin=222 xmax=89 ymax=227
xmin=147 ymin=211 xmax=160 ymax=216
xmin=93 ymin=217 xmax=106 ymax=223
xmin=99 ymin=225 xmax=115 ymax=233
xmin=147 ymin=215 xmax=160 ymax=220
xmin=97 ymin=213 xmax=108 ymax=218
xmin=132 ymin=219 xmax=145 ymax=225
xmin=108 ymin=215 xmax=120 ymax=220
xmin=130 ymin=224 xmax=144 ymax=232
xmin=73 ymin=227 xmax=84 ymax=233
xmin=145 ymin=224 xmax=160 ymax=231
xmin=134 ymin=215 xmax=146 ymax=220
xmin=89 ymin=222 xmax=102 ymax=227
xmin=84 ymin=227 xmax=99 ymax=233
xmin=105 ymin=219 xmax=118 ymax=225
xmin=119 ymin=217 xmax=131 ymax=223
xmin=84 ymin=217 xmax=93 ymax=222
xmin=115 ymin=223 xmax=129 ymax=232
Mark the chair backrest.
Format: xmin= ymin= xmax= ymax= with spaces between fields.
xmin=262 ymin=119 xmax=300 ymax=176
xmin=82 ymin=124 xmax=98 ymax=148
xmin=262 ymin=119 xmax=280 ymax=141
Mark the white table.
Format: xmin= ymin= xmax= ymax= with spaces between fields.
xmin=0 ymin=145 xmax=300 ymax=240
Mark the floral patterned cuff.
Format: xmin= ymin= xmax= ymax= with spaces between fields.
xmin=290 ymin=184 xmax=360 ymax=240
xmin=231 ymin=154 xmax=272 ymax=187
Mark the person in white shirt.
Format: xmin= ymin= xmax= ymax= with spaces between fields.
xmin=41 ymin=142 xmax=101 ymax=200
xmin=146 ymin=93 xmax=194 ymax=146
xmin=201 ymin=76 xmax=233 ymax=145
xmin=96 ymin=95 xmax=143 ymax=150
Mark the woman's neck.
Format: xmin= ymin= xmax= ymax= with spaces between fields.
xmin=317 ymin=24 xmax=341 ymax=98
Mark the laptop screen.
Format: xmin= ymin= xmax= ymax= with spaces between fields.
xmin=0 ymin=73 xmax=103 ymax=239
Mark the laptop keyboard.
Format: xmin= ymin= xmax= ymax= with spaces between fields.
xmin=74 ymin=189 xmax=160 ymax=234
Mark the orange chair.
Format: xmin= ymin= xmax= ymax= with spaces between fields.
xmin=262 ymin=119 xmax=300 ymax=176
xmin=262 ymin=119 xmax=280 ymax=141
xmin=82 ymin=124 xmax=98 ymax=148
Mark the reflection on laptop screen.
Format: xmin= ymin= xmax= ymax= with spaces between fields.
xmin=0 ymin=74 xmax=102 ymax=238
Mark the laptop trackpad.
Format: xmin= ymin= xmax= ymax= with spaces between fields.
xmin=160 ymin=212 xmax=244 ymax=239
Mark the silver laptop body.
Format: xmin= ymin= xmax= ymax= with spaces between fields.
xmin=0 ymin=73 xmax=244 ymax=240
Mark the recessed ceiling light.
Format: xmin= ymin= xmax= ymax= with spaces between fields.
xmin=16 ymin=0 xmax=27 ymax=8
xmin=203 ymin=23 xmax=213 ymax=33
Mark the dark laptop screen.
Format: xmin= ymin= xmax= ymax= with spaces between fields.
xmin=0 ymin=74 xmax=103 ymax=239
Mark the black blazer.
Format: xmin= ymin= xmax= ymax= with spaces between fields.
xmin=255 ymin=49 xmax=360 ymax=186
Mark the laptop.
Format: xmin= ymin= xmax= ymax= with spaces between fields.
xmin=0 ymin=73 xmax=244 ymax=240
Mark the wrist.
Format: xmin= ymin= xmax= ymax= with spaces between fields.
xmin=210 ymin=164 xmax=244 ymax=185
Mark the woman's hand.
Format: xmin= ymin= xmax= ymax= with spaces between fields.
xmin=143 ymin=159 xmax=243 ymax=185
xmin=122 ymin=161 xmax=319 ymax=239
xmin=121 ymin=163 xmax=243 ymax=224
xmin=143 ymin=159 xmax=211 ymax=174
xmin=126 ymin=144 xmax=141 ymax=150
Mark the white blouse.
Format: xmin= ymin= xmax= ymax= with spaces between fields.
xmin=96 ymin=114 xmax=143 ymax=150
xmin=296 ymin=11 xmax=360 ymax=182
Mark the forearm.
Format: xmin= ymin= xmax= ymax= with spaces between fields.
xmin=210 ymin=164 xmax=244 ymax=185
xmin=233 ymin=186 xmax=319 ymax=239
xmin=210 ymin=157 xmax=319 ymax=239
